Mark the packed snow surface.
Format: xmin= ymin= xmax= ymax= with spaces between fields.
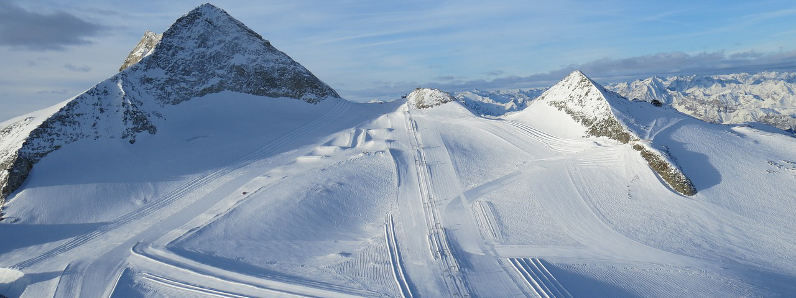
xmin=3 ymin=4 xmax=796 ymax=298
xmin=2 ymin=81 xmax=796 ymax=297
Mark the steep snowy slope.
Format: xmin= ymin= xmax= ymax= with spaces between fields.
xmin=608 ymin=72 xmax=796 ymax=132
xmin=0 ymin=3 xmax=339 ymax=205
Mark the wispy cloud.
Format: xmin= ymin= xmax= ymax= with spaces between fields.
xmin=485 ymin=70 xmax=505 ymax=77
xmin=0 ymin=1 xmax=103 ymax=51
xmin=743 ymin=7 xmax=796 ymax=21
xmin=63 ymin=64 xmax=92 ymax=73
xmin=36 ymin=89 xmax=69 ymax=95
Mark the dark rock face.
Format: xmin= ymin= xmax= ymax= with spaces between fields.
xmin=633 ymin=144 xmax=697 ymax=196
xmin=0 ymin=3 xmax=341 ymax=203
xmin=135 ymin=3 xmax=339 ymax=105
xmin=0 ymin=154 xmax=33 ymax=202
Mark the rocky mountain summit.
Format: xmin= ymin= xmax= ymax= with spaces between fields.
xmin=0 ymin=3 xmax=341 ymax=205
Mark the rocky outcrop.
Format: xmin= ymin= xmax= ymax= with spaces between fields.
xmin=541 ymin=71 xmax=637 ymax=143
xmin=119 ymin=30 xmax=162 ymax=71
xmin=407 ymin=88 xmax=455 ymax=109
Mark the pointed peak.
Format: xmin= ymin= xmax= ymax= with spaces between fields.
xmin=163 ymin=3 xmax=263 ymax=43
xmin=546 ymin=70 xmax=603 ymax=95
xmin=558 ymin=70 xmax=595 ymax=85
xmin=126 ymin=4 xmax=338 ymax=104
xmin=566 ymin=69 xmax=587 ymax=79
xmin=188 ymin=3 xmax=227 ymax=17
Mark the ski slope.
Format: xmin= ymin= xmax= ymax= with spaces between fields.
xmin=2 ymin=89 xmax=796 ymax=297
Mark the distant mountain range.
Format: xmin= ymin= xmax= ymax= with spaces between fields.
xmin=454 ymin=72 xmax=796 ymax=133
xmin=606 ymin=72 xmax=796 ymax=132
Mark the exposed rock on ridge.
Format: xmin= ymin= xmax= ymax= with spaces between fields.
xmin=407 ymin=88 xmax=455 ymax=109
xmin=119 ymin=30 xmax=162 ymax=71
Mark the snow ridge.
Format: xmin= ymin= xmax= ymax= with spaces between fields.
xmin=0 ymin=3 xmax=341 ymax=203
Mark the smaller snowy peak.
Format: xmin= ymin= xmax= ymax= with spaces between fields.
xmin=119 ymin=30 xmax=162 ymax=71
xmin=537 ymin=70 xmax=635 ymax=143
xmin=610 ymin=76 xmax=671 ymax=104
xmin=407 ymin=88 xmax=455 ymax=109
xmin=535 ymin=70 xmax=696 ymax=196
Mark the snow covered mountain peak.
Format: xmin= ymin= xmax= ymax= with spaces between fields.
xmin=536 ymin=70 xmax=634 ymax=142
xmin=0 ymin=3 xmax=341 ymax=204
xmin=456 ymin=89 xmax=546 ymax=116
xmin=407 ymin=88 xmax=455 ymax=108
xmin=527 ymin=70 xmax=697 ymax=195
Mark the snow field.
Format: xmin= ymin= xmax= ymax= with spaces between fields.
xmin=3 ymin=89 xmax=796 ymax=297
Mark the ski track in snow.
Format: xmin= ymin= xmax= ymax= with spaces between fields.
xmin=11 ymin=99 xmax=357 ymax=297
xmin=384 ymin=214 xmax=413 ymax=298
xmin=6 ymin=97 xmax=796 ymax=297
xmin=509 ymin=258 xmax=574 ymax=298
xmin=402 ymin=108 xmax=469 ymax=296
xmin=130 ymin=243 xmax=373 ymax=297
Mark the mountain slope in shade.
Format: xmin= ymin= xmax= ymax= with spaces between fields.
xmin=0 ymin=3 xmax=341 ymax=204
xmin=608 ymin=72 xmax=796 ymax=132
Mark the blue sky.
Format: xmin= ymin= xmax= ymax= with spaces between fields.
xmin=1 ymin=0 xmax=796 ymax=122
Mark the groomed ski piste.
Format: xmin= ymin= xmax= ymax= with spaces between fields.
xmin=3 ymin=77 xmax=796 ymax=297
